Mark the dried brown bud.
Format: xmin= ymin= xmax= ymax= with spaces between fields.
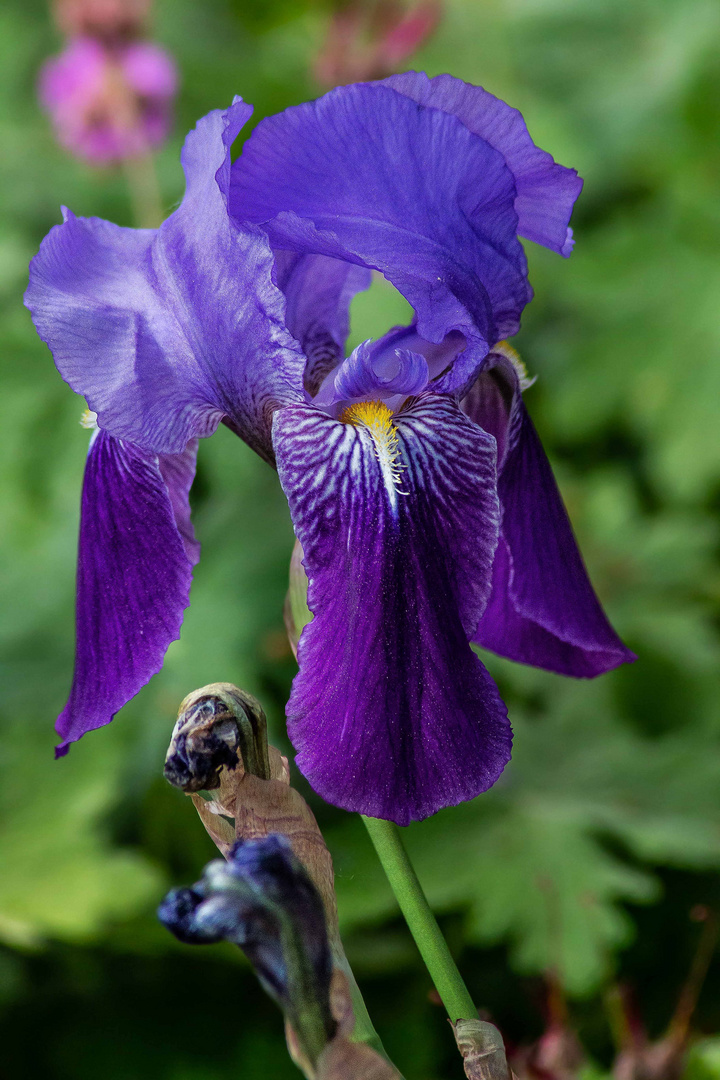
xmin=164 ymin=683 xmax=400 ymax=1078
xmin=164 ymin=682 xmax=271 ymax=793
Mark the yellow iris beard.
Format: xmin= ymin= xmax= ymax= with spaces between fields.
xmin=340 ymin=399 xmax=407 ymax=493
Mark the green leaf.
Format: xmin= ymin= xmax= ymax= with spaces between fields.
xmin=687 ymin=1038 xmax=720 ymax=1080
xmin=0 ymin=724 xmax=163 ymax=945
xmin=457 ymin=806 xmax=655 ymax=995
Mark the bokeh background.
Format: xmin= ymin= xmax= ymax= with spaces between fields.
xmin=2 ymin=0 xmax=720 ymax=1076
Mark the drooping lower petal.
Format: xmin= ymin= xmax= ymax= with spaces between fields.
xmin=384 ymin=72 xmax=583 ymax=256
xmin=273 ymin=395 xmax=511 ymax=825
xmin=231 ymin=82 xmax=530 ymax=393
xmin=26 ymin=100 xmax=306 ymax=462
xmin=56 ymin=430 xmax=198 ymax=755
xmin=466 ymin=364 xmax=635 ymax=676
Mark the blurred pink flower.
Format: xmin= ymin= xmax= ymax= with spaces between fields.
xmin=53 ymin=0 xmax=151 ymax=41
xmin=39 ymin=36 xmax=177 ymax=163
xmin=314 ymin=0 xmax=441 ymax=87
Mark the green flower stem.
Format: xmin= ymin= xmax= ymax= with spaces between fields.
xmin=361 ymin=816 xmax=477 ymax=1023
xmin=122 ymin=153 xmax=163 ymax=229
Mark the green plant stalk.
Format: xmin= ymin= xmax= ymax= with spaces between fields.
xmin=122 ymin=152 xmax=163 ymax=229
xmin=362 ymin=815 xmax=477 ymax=1023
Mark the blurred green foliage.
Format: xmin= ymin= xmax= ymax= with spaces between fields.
xmin=1 ymin=0 xmax=719 ymax=1076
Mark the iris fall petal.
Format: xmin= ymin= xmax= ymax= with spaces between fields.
xmin=56 ymin=431 xmax=198 ymax=756
xmin=273 ymin=394 xmax=512 ymax=824
xmin=466 ymin=359 xmax=635 ymax=676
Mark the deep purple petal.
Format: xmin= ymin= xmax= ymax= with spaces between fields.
xmin=384 ymin=72 xmax=583 ymax=256
xmin=466 ymin=360 xmax=635 ymax=676
xmin=273 ymin=251 xmax=371 ymax=395
xmin=273 ymin=394 xmax=511 ymax=825
xmin=474 ymin=539 xmax=632 ymax=677
xmin=56 ymin=431 xmax=197 ymax=755
xmin=460 ymin=346 xmax=525 ymax=469
xmin=231 ymin=83 xmax=530 ymax=392
xmin=26 ymin=101 xmax=306 ymax=463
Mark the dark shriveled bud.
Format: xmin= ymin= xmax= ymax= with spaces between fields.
xmin=157 ymin=885 xmax=220 ymax=945
xmin=161 ymin=683 xmax=402 ymax=1079
xmin=159 ymin=835 xmax=336 ymax=1068
xmin=164 ymin=682 xmax=271 ymax=792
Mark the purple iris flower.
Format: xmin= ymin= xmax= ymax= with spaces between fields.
xmin=25 ymin=75 xmax=634 ymax=825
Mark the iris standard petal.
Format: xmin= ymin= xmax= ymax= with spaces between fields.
xmin=56 ymin=431 xmax=198 ymax=755
xmin=25 ymin=100 xmax=306 ymax=462
xmin=466 ymin=359 xmax=635 ymax=676
xmin=384 ymin=71 xmax=583 ymax=256
xmin=273 ymin=251 xmax=371 ymax=395
xmin=231 ymin=82 xmax=529 ymax=394
xmin=273 ymin=395 xmax=511 ymax=825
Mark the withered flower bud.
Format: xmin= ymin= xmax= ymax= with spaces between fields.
xmin=161 ymin=683 xmax=402 ymax=1079
xmin=164 ymin=682 xmax=271 ymax=792
xmin=159 ymin=835 xmax=336 ymax=1068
